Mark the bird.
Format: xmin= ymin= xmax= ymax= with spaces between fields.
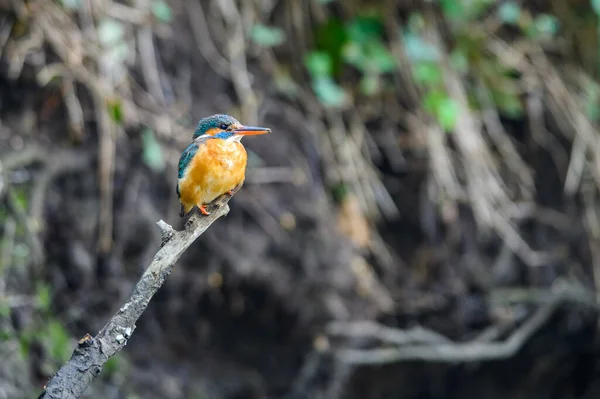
xmin=176 ymin=114 xmax=271 ymax=217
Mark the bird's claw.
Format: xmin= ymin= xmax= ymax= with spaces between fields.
xmin=227 ymin=183 xmax=243 ymax=197
xmin=199 ymin=205 xmax=210 ymax=216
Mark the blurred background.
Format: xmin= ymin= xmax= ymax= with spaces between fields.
xmin=1 ymin=0 xmax=600 ymax=398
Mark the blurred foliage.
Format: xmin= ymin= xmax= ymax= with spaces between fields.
xmin=59 ymin=0 xmax=81 ymax=10
xmin=281 ymin=0 xmax=586 ymax=130
xmin=251 ymin=24 xmax=286 ymax=47
xmin=151 ymin=0 xmax=173 ymax=24
xmin=18 ymin=283 xmax=73 ymax=375
xmin=142 ymin=127 xmax=166 ymax=172
xmin=302 ymin=11 xmax=396 ymax=107
xmin=107 ymin=97 xmax=124 ymax=124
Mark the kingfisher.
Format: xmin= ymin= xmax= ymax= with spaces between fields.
xmin=176 ymin=114 xmax=271 ymax=217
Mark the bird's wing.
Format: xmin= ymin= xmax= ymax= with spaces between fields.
xmin=178 ymin=142 xmax=199 ymax=179
xmin=176 ymin=142 xmax=200 ymax=199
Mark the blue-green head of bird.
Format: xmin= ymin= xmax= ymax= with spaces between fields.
xmin=192 ymin=114 xmax=271 ymax=141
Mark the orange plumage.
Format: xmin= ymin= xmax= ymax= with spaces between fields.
xmin=176 ymin=114 xmax=271 ymax=217
xmin=177 ymin=138 xmax=247 ymax=215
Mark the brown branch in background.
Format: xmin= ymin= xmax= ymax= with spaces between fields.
xmin=38 ymin=197 xmax=233 ymax=399
xmin=327 ymin=284 xmax=600 ymax=366
xmin=333 ymin=302 xmax=556 ymax=365
xmin=95 ymin=92 xmax=117 ymax=254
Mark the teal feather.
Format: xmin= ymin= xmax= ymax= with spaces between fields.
xmin=178 ymin=142 xmax=199 ymax=180
xmin=193 ymin=114 xmax=239 ymax=139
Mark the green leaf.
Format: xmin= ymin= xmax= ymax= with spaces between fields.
xmin=0 ymin=327 xmax=13 ymax=341
xmin=151 ymin=0 xmax=173 ymax=23
xmin=407 ymin=12 xmax=425 ymax=33
xmin=341 ymin=41 xmax=366 ymax=69
xmin=332 ymin=181 xmax=349 ymax=203
xmin=13 ymin=188 xmax=28 ymax=209
xmin=343 ymin=39 xmax=396 ymax=73
xmin=107 ymin=98 xmax=124 ymax=124
xmin=0 ymin=300 xmax=10 ymax=318
xmin=250 ymin=24 xmax=285 ymax=48
xmin=314 ymin=18 xmax=347 ymax=78
xmin=36 ymin=284 xmax=51 ymax=312
xmin=141 ymin=128 xmax=166 ymax=172
xmin=312 ymin=77 xmax=348 ymax=107
xmin=13 ymin=243 xmax=29 ymax=259
xmin=403 ymin=32 xmax=440 ymax=62
xmin=450 ymin=49 xmax=469 ymax=73
xmin=594 ymin=0 xmax=600 ymax=15
xmin=436 ymin=97 xmax=460 ymax=131
xmin=440 ymin=0 xmax=465 ymax=22
xmin=498 ymin=1 xmax=521 ymax=25
xmin=103 ymin=355 xmax=122 ymax=378
xmin=98 ymin=19 xmax=125 ymax=46
xmin=19 ymin=333 xmax=31 ymax=358
xmin=346 ymin=15 xmax=384 ymax=44
xmin=273 ymin=72 xmax=300 ymax=98
xmin=423 ymin=90 xmax=459 ymax=131
xmin=366 ymin=41 xmax=396 ymax=73
xmin=46 ymin=320 xmax=71 ymax=363
xmin=492 ymin=89 xmax=523 ymax=118
xmin=585 ymin=84 xmax=600 ymax=121
xmin=60 ymin=0 xmax=81 ymax=10
xmin=586 ymin=100 xmax=599 ymax=121
xmin=360 ymin=75 xmax=379 ymax=96
xmin=413 ymin=62 xmax=442 ymax=85
xmin=304 ymin=51 xmax=333 ymax=78
xmin=423 ymin=90 xmax=444 ymax=115
xmin=534 ymin=14 xmax=559 ymax=37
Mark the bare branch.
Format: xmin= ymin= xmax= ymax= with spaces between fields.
xmin=38 ymin=198 xmax=232 ymax=399
xmin=329 ymin=285 xmax=600 ymax=366
xmin=333 ymin=300 xmax=557 ymax=365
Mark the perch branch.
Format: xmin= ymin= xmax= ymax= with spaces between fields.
xmin=38 ymin=197 xmax=232 ymax=399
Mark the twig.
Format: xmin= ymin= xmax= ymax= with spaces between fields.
xmin=61 ymin=78 xmax=85 ymax=142
xmin=185 ymin=0 xmax=235 ymax=80
xmin=327 ymin=321 xmax=453 ymax=346
xmin=487 ymin=284 xmax=600 ymax=311
xmin=38 ymin=198 xmax=232 ymax=399
xmin=334 ymin=298 xmax=558 ymax=365
xmin=95 ymin=91 xmax=116 ymax=254
xmin=137 ymin=25 xmax=167 ymax=108
xmin=331 ymin=284 xmax=600 ymax=366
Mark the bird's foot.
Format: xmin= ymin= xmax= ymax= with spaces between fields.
xmin=199 ymin=205 xmax=210 ymax=216
xmin=227 ymin=182 xmax=244 ymax=197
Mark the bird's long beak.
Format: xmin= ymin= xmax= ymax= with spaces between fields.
xmin=233 ymin=125 xmax=271 ymax=135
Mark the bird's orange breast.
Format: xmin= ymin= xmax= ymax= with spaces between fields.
xmin=178 ymin=139 xmax=247 ymax=212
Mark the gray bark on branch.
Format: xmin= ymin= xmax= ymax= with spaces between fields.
xmin=38 ymin=197 xmax=232 ymax=399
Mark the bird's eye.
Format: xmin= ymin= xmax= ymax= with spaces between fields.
xmin=220 ymin=124 xmax=228 ymax=130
